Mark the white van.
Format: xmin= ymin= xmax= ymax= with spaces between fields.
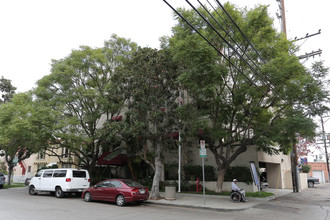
xmin=29 ymin=168 xmax=90 ymax=198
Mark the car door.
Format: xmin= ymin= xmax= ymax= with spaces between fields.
xmin=103 ymin=180 xmax=121 ymax=202
xmin=92 ymin=181 xmax=109 ymax=201
xmin=71 ymin=170 xmax=89 ymax=190
xmin=32 ymin=170 xmax=44 ymax=190
xmin=40 ymin=170 xmax=54 ymax=191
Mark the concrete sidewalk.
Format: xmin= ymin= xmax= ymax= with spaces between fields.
xmin=146 ymin=188 xmax=293 ymax=211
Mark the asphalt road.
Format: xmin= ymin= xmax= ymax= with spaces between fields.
xmin=1 ymin=185 xmax=330 ymax=220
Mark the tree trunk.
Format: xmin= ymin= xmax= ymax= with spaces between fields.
xmin=7 ymin=165 xmax=13 ymax=185
xmin=127 ymin=158 xmax=136 ymax=180
xmin=149 ymin=141 xmax=162 ymax=199
xmin=215 ymin=167 xmax=226 ymax=193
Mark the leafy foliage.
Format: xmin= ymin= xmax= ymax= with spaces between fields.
xmin=301 ymin=164 xmax=311 ymax=173
xmin=183 ymin=165 xmax=216 ymax=181
xmin=224 ymin=166 xmax=253 ymax=184
xmin=0 ymin=76 xmax=16 ymax=104
xmin=169 ymin=3 xmax=321 ymax=191
xmin=115 ymin=47 xmax=180 ymax=199
xmin=34 ymin=35 xmax=137 ymax=173
xmin=0 ymin=93 xmax=56 ymax=184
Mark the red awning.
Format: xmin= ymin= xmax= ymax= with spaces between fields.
xmin=168 ymin=132 xmax=179 ymax=138
xmin=97 ymin=152 xmax=128 ymax=166
xmin=111 ymin=115 xmax=122 ymax=121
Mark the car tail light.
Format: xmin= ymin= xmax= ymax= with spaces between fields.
xmin=66 ymin=178 xmax=71 ymax=182
xmin=145 ymin=188 xmax=148 ymax=192
xmin=131 ymin=188 xmax=139 ymax=195
xmin=88 ymin=179 xmax=91 ymax=182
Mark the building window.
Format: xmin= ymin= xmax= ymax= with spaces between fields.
xmin=28 ymin=166 xmax=31 ymax=173
xmin=62 ymin=147 xmax=69 ymax=158
xmin=37 ymin=150 xmax=45 ymax=159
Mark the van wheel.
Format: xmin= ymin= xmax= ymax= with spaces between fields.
xmin=116 ymin=194 xmax=126 ymax=206
xmin=29 ymin=186 xmax=37 ymax=195
xmin=55 ymin=187 xmax=64 ymax=198
xmin=84 ymin=192 xmax=92 ymax=202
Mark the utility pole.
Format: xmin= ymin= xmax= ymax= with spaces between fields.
xmin=276 ymin=0 xmax=287 ymax=37
xmin=277 ymin=0 xmax=299 ymax=192
xmin=320 ymin=116 xmax=330 ymax=182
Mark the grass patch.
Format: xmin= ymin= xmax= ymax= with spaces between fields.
xmin=4 ymin=183 xmax=26 ymax=189
xmin=246 ymin=191 xmax=274 ymax=198
xmin=181 ymin=190 xmax=274 ymax=198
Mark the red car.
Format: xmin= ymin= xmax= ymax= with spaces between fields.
xmin=82 ymin=179 xmax=149 ymax=206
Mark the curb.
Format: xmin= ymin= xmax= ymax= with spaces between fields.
xmin=145 ymin=200 xmax=248 ymax=212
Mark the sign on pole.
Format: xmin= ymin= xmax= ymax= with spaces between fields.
xmin=199 ymin=140 xmax=207 ymax=158
xmin=200 ymin=140 xmax=206 ymax=206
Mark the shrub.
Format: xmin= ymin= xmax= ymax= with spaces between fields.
xmin=301 ymin=164 xmax=311 ymax=173
xmin=183 ymin=165 xmax=216 ymax=181
xmin=224 ymin=166 xmax=253 ymax=184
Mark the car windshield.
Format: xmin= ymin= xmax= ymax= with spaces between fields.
xmin=122 ymin=180 xmax=143 ymax=187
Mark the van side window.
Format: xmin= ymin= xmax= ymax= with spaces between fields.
xmin=43 ymin=170 xmax=54 ymax=178
xmin=73 ymin=171 xmax=86 ymax=178
xmin=53 ymin=170 xmax=67 ymax=177
xmin=35 ymin=170 xmax=43 ymax=177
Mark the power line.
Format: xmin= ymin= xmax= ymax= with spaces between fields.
xmin=164 ymin=0 xmax=278 ymax=99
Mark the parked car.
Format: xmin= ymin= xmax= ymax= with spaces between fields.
xmin=82 ymin=179 xmax=149 ymax=206
xmin=0 ymin=172 xmax=5 ymax=189
xmin=28 ymin=168 xmax=90 ymax=198
xmin=307 ymin=176 xmax=320 ymax=188
xmin=24 ymin=178 xmax=31 ymax=186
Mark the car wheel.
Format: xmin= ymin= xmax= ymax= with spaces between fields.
xmin=84 ymin=192 xmax=92 ymax=202
xmin=308 ymin=181 xmax=314 ymax=188
xmin=116 ymin=194 xmax=126 ymax=206
xmin=55 ymin=187 xmax=64 ymax=198
xmin=29 ymin=186 xmax=37 ymax=195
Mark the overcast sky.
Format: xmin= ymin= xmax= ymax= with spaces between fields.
xmin=0 ymin=0 xmax=328 ymax=93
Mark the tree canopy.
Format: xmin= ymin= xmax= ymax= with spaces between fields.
xmin=169 ymin=3 xmax=321 ymax=191
xmin=0 ymin=93 xmax=56 ymax=184
xmin=34 ymin=35 xmax=137 ymax=174
xmin=0 ymin=76 xmax=16 ymax=104
xmin=110 ymin=47 xmax=180 ymax=199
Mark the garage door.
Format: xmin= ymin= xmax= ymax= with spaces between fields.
xmin=313 ymin=170 xmax=324 ymax=183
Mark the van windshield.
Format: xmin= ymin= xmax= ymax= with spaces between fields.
xmin=73 ymin=171 xmax=86 ymax=178
xmin=35 ymin=170 xmax=43 ymax=177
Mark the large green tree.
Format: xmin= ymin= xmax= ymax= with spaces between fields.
xmin=116 ymin=47 xmax=180 ymax=199
xmin=34 ymin=35 xmax=137 ymax=174
xmin=0 ymin=93 xmax=56 ymax=184
xmin=169 ymin=3 xmax=321 ymax=192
